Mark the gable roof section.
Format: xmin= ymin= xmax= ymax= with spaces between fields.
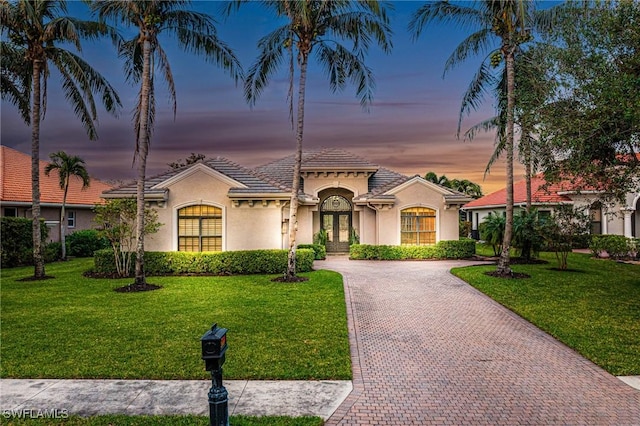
xmin=1 ymin=145 xmax=112 ymax=206
xmin=463 ymin=174 xmax=574 ymax=209
xmin=103 ymin=156 xmax=288 ymax=199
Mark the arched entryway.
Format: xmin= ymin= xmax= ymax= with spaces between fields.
xmin=321 ymin=195 xmax=352 ymax=253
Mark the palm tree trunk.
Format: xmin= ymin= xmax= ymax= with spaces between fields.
xmin=523 ymin=129 xmax=532 ymax=212
xmin=31 ymin=59 xmax=45 ymax=279
xmin=285 ymin=51 xmax=309 ymax=281
xmin=60 ymin=179 xmax=69 ymax=260
xmin=134 ymin=39 xmax=152 ymax=286
xmin=497 ymin=46 xmax=516 ymax=276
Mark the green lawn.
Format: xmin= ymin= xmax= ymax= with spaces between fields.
xmin=0 ymin=259 xmax=350 ymax=380
xmin=452 ymin=251 xmax=640 ymax=376
xmin=2 ymin=415 xmax=323 ymax=426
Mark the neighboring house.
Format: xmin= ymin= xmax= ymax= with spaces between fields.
xmin=0 ymin=145 xmax=113 ymax=242
xmin=463 ymin=174 xmax=640 ymax=239
xmin=103 ymin=148 xmax=472 ymax=254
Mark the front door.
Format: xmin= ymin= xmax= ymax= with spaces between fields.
xmin=320 ymin=195 xmax=352 ymax=253
xmin=322 ymin=212 xmax=351 ymax=253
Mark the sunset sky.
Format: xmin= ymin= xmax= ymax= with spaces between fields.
xmin=0 ymin=1 xmax=524 ymax=194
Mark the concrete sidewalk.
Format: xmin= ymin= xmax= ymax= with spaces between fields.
xmin=0 ymin=379 xmax=352 ymax=419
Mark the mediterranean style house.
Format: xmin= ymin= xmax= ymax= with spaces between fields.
xmin=103 ymin=148 xmax=472 ymax=253
xmin=0 ymin=145 xmax=113 ymax=242
xmin=463 ymin=174 xmax=640 ymax=239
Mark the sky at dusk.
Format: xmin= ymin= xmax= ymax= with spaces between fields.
xmin=0 ymin=1 xmax=524 ymax=194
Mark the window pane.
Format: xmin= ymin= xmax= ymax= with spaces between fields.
xmin=401 ymin=207 xmax=436 ymax=246
xmin=178 ymin=205 xmax=222 ymax=252
xmin=339 ymin=214 xmax=349 ymax=242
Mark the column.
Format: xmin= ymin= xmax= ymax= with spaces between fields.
xmin=621 ymin=208 xmax=634 ymax=238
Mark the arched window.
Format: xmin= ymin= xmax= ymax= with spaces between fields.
xmin=178 ymin=205 xmax=222 ymax=252
xmin=401 ymin=207 xmax=436 ymax=245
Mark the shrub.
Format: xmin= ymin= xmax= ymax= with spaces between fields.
xmin=1 ymin=217 xmax=48 ymax=268
xmin=93 ymin=249 xmax=315 ymax=277
xmin=298 ymin=244 xmax=326 ymax=260
xmin=479 ymin=212 xmax=505 ymax=256
xmin=44 ymin=242 xmax=62 ymax=263
xmin=66 ymin=229 xmax=109 ymax=257
xmin=590 ymin=235 xmax=635 ymax=260
xmin=349 ymin=240 xmax=475 ymax=260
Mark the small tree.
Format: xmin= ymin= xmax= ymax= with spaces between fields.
xmin=542 ymin=205 xmax=590 ymax=270
xmin=479 ymin=212 xmax=506 ymax=256
xmin=167 ymin=153 xmax=206 ymax=170
xmin=44 ymin=151 xmax=91 ymax=260
xmin=94 ymin=199 xmax=161 ymax=278
xmin=512 ymin=209 xmax=544 ymax=261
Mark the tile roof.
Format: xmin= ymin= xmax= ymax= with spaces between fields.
xmin=1 ymin=145 xmax=112 ymax=206
xmin=101 ymin=148 xmax=462 ymax=202
xmin=463 ymin=174 xmax=574 ymax=209
xmin=103 ymin=156 xmax=287 ymax=198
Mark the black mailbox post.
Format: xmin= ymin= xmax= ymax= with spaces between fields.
xmin=201 ymin=323 xmax=228 ymax=426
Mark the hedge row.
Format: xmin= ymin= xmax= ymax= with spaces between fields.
xmin=349 ymin=239 xmax=476 ymax=260
xmin=1 ymin=217 xmax=49 ymax=268
xmin=589 ymin=235 xmax=639 ymax=260
xmin=298 ymin=244 xmax=327 ymax=260
xmin=93 ymin=248 xmax=315 ymax=276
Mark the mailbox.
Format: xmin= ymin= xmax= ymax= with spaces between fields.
xmin=201 ymin=323 xmax=227 ymax=371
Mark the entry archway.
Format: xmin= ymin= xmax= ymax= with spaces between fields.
xmin=320 ymin=195 xmax=352 ymax=253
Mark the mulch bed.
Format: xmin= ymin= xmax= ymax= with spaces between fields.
xmin=271 ymin=276 xmax=309 ymax=283
xmin=114 ymin=283 xmax=162 ymax=292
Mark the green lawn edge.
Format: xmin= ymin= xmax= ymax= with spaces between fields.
xmin=0 ymin=259 xmax=351 ymax=380
xmin=451 ymin=251 xmax=640 ymax=376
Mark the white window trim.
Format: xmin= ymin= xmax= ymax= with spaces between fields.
xmin=173 ymin=201 xmax=226 ymax=252
xmin=67 ymin=211 xmax=76 ymax=228
xmin=397 ymin=204 xmax=440 ymax=245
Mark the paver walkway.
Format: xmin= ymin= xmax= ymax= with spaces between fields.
xmin=318 ymin=257 xmax=640 ymax=425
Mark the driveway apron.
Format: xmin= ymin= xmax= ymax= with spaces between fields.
xmin=318 ymin=258 xmax=640 ymax=425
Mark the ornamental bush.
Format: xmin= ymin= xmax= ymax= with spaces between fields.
xmin=589 ymin=235 xmax=635 ymax=259
xmin=66 ymin=229 xmax=109 ymax=257
xmin=1 ymin=217 xmax=49 ymax=268
xmin=298 ymin=244 xmax=327 ymax=260
xmin=349 ymin=239 xmax=475 ymax=260
xmin=92 ymin=249 xmax=315 ymax=277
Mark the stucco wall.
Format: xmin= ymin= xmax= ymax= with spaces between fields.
xmin=145 ymin=168 xmax=284 ymax=252
xmin=378 ymin=180 xmax=460 ymax=244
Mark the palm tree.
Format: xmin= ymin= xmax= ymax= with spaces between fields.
xmin=228 ymin=0 xmax=392 ymax=280
xmin=424 ymin=171 xmax=450 ymax=187
xmin=44 ymin=151 xmax=90 ymax=261
xmin=1 ymin=0 xmax=121 ymax=279
xmin=92 ymin=0 xmax=242 ymax=287
xmin=410 ymin=0 xmax=536 ymax=276
xmin=449 ymin=178 xmax=483 ymax=199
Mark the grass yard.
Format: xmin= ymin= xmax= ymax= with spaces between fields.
xmin=1 ymin=415 xmax=323 ymax=426
xmin=452 ymin=250 xmax=640 ymax=376
xmin=0 ymin=259 xmax=350 ymax=380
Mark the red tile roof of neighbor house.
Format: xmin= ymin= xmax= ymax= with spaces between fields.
xmin=464 ymin=174 xmax=575 ymax=209
xmin=0 ymin=145 xmax=112 ymax=206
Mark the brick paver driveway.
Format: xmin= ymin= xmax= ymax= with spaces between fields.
xmin=318 ymin=257 xmax=640 ymax=425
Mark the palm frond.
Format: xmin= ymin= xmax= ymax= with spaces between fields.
xmin=244 ymin=26 xmax=290 ymax=107
xmin=50 ymin=53 xmax=98 ymax=140
xmin=327 ymin=9 xmax=392 ymax=53
xmin=458 ymin=59 xmax=498 ymax=135
xmin=464 ymin=116 xmax=499 ymax=142
xmin=443 ymin=28 xmax=494 ymax=75
xmin=118 ymin=38 xmax=144 ymax=84
xmin=173 ymin=27 xmax=243 ymax=84
xmin=409 ymin=1 xmax=485 ymax=40
xmin=154 ymin=44 xmax=177 ymax=118
xmin=315 ymin=41 xmax=375 ymax=110
xmin=0 ymin=42 xmax=31 ymax=124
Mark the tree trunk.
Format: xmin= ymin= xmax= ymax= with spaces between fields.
xmin=60 ymin=179 xmax=69 ymax=260
xmin=285 ymin=51 xmax=309 ymax=281
xmin=134 ymin=38 xmax=152 ymax=286
xmin=31 ymin=59 xmax=45 ymax=279
xmin=497 ymin=45 xmax=516 ymax=276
